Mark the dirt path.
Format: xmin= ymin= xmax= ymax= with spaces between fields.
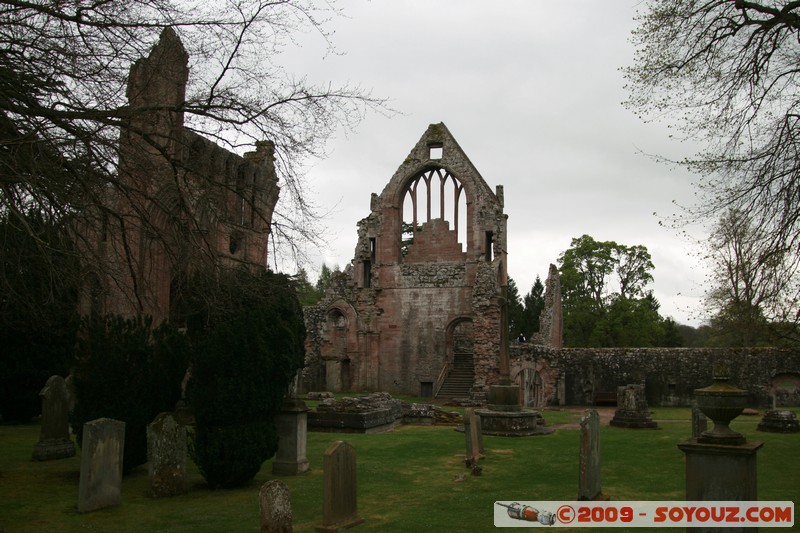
xmin=547 ymin=406 xmax=616 ymax=430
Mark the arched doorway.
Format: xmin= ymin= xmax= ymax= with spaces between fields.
xmin=521 ymin=368 xmax=544 ymax=408
xmin=322 ymin=308 xmax=349 ymax=391
xmin=437 ymin=319 xmax=474 ymax=398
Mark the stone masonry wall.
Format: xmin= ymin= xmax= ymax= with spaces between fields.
xmin=510 ymin=344 xmax=800 ymax=407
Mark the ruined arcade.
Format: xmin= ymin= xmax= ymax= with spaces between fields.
xmin=304 ymin=123 xmax=509 ymax=398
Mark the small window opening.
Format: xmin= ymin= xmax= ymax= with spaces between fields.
xmin=363 ymin=260 xmax=372 ymax=288
xmin=429 ymin=145 xmax=443 ymax=160
xmin=485 ymin=231 xmax=494 ymax=261
xmin=369 ymin=237 xmax=376 ymax=262
xmin=229 ymin=233 xmax=241 ymax=254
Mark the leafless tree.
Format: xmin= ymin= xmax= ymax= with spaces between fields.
xmin=0 ymin=0 xmax=385 ymax=305
xmin=625 ymin=1 xmax=800 ymax=330
xmin=704 ymin=208 xmax=800 ymax=344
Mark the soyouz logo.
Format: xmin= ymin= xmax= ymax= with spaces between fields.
xmin=493 ymin=501 xmax=794 ymax=528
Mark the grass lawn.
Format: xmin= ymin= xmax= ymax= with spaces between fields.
xmin=1 ymin=406 xmax=797 ymax=532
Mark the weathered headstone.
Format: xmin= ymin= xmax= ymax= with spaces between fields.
xmin=462 ymin=408 xmax=484 ymax=463
xmin=260 ymin=480 xmax=292 ymax=533
xmin=578 ymin=409 xmax=601 ymax=500
xmin=316 ymin=441 xmax=364 ymax=532
xmin=609 ymin=384 xmax=658 ymax=429
xmin=32 ymin=375 xmax=76 ymax=461
xmin=147 ymin=412 xmax=187 ymax=497
xmin=78 ymin=418 xmax=125 ymax=513
xmin=473 ymin=410 xmax=485 ymax=455
xmin=691 ymin=403 xmax=708 ymax=438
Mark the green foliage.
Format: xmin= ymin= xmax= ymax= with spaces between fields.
xmin=292 ymin=267 xmax=321 ymax=306
xmin=70 ymin=316 xmax=190 ymax=473
xmin=506 ymin=278 xmax=525 ymax=340
xmin=506 ymin=276 xmax=546 ymax=341
xmin=0 ymin=213 xmax=79 ymax=422
xmin=558 ymin=235 xmax=673 ymax=347
xmin=315 ymin=263 xmax=340 ymax=295
xmin=521 ymin=276 xmax=545 ymax=338
xmin=186 ymin=269 xmax=305 ymax=488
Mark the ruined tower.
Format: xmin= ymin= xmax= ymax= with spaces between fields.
xmin=80 ymin=28 xmax=279 ymax=323
xmin=304 ymin=123 xmax=508 ymax=398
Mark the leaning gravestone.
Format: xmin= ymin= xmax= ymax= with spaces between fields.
xmin=78 ymin=418 xmax=125 ymax=513
xmin=147 ymin=412 xmax=187 ymax=497
xmin=316 ymin=441 xmax=364 ymax=532
xmin=32 ymin=375 xmax=76 ymax=461
xmin=578 ymin=409 xmax=601 ymax=500
xmin=462 ymin=408 xmax=484 ymax=463
xmin=691 ymin=403 xmax=708 ymax=438
xmin=260 ymin=480 xmax=293 ymax=533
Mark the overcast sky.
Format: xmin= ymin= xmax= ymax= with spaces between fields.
xmin=277 ymin=1 xmax=712 ymax=327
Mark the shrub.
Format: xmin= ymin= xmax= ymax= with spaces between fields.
xmin=70 ymin=316 xmax=190 ymax=473
xmin=0 ymin=213 xmax=79 ymax=422
xmin=187 ymin=269 xmax=305 ymax=488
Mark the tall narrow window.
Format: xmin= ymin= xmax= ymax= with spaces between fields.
xmin=401 ymin=167 xmax=467 ymax=253
xmin=363 ymin=260 xmax=372 ymax=288
xmin=485 ymin=231 xmax=494 ymax=261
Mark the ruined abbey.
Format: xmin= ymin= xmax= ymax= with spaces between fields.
xmin=85 ymin=29 xmax=800 ymax=409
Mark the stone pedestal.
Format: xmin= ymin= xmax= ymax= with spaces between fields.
xmin=487 ymin=384 xmax=521 ymax=412
xmin=678 ymin=366 xmax=762 ymax=532
xmin=476 ymin=384 xmax=552 ymax=437
xmin=272 ymin=399 xmax=310 ymax=476
xmin=677 ymin=439 xmax=763 ymax=532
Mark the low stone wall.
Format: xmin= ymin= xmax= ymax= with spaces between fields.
xmin=510 ymin=345 xmax=800 ymax=407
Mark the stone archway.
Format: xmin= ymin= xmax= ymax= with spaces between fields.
xmin=322 ymin=308 xmax=349 ymax=391
xmin=436 ymin=318 xmax=475 ymax=398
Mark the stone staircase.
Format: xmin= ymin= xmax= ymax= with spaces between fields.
xmin=435 ymin=354 xmax=474 ymax=399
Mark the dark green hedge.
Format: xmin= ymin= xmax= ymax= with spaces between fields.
xmin=70 ymin=316 xmax=190 ymax=473
xmin=186 ymin=269 xmax=305 ymax=488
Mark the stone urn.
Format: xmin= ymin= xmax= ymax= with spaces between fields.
xmin=694 ymin=365 xmax=748 ymax=446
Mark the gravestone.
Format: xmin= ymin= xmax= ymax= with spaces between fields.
xmin=147 ymin=412 xmax=187 ymax=497
xmin=578 ymin=409 xmax=601 ymax=500
xmin=691 ymin=403 xmax=708 ymax=438
xmin=316 ymin=441 xmax=364 ymax=532
xmin=32 ymin=375 xmax=76 ymax=461
xmin=462 ymin=408 xmax=484 ymax=463
xmin=472 ymin=410 xmax=485 ymax=455
xmin=260 ymin=480 xmax=292 ymax=533
xmin=78 ymin=418 xmax=125 ymax=513
xmin=609 ymin=384 xmax=658 ymax=429
xmin=757 ymin=410 xmax=800 ymax=433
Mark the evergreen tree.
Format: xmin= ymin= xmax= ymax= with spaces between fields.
xmin=521 ymin=276 xmax=545 ymax=339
